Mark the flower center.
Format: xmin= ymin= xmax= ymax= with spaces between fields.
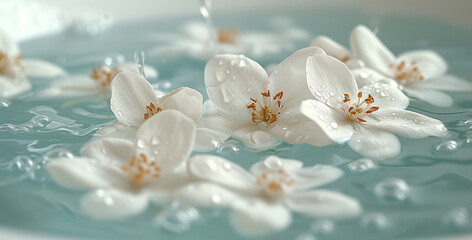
xmin=121 ymin=153 xmax=161 ymax=184
xmin=256 ymin=168 xmax=295 ymax=199
xmin=90 ymin=65 xmax=121 ymax=87
xmin=217 ymin=28 xmax=239 ymax=44
xmin=247 ymin=90 xmax=284 ymax=126
xmin=389 ymin=60 xmax=424 ymax=85
xmin=144 ymin=102 xmax=162 ymax=120
xmin=342 ymin=92 xmax=379 ymax=123
xmin=0 ymin=51 xmax=23 ymax=75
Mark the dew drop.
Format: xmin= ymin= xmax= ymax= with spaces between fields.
xmin=329 ymin=122 xmax=338 ymax=129
xmin=348 ymin=158 xmax=376 ymax=173
xmin=315 ymin=91 xmax=322 ymax=97
xmin=136 ymin=138 xmax=147 ymax=149
xmin=215 ymin=68 xmax=226 ymax=82
xmin=359 ymin=71 xmax=371 ymax=79
xmin=239 ymin=58 xmax=247 ymax=68
xmin=206 ymin=159 xmax=219 ymax=172
xmin=380 ymin=91 xmax=387 ymax=97
xmin=151 ymin=136 xmax=160 ymax=146
xmin=211 ymin=193 xmax=222 ymax=204
xmin=361 ymin=212 xmax=389 ymax=230
xmin=435 ymin=140 xmax=459 ymax=152
xmin=117 ymin=110 xmax=124 ymax=117
xmin=218 ymin=60 xmax=223 ymax=66
xmin=264 ymin=156 xmax=283 ymax=169
xmin=223 ymin=162 xmax=232 ymax=171
xmin=374 ymin=178 xmax=410 ymax=202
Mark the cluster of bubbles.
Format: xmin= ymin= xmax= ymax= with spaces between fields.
xmin=0 ymin=114 xmax=50 ymax=135
xmin=434 ymin=117 xmax=472 ymax=153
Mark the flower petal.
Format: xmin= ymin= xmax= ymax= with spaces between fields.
xmin=188 ymin=155 xmax=256 ymax=192
xmin=350 ymin=25 xmax=396 ymax=77
xmin=250 ymin=156 xmax=303 ymax=176
xmin=117 ymin=62 xmax=159 ymax=79
xmin=269 ymin=47 xmax=326 ymax=110
xmin=371 ymin=108 xmax=447 ymax=138
xmin=174 ymin=182 xmax=242 ymax=208
xmin=300 ymin=99 xmax=354 ymax=144
xmin=310 ymin=36 xmax=350 ymax=62
xmin=110 ymin=72 xmax=158 ymax=127
xmin=22 ymin=59 xmax=66 ymax=78
xmin=194 ymin=127 xmax=232 ymax=152
xmin=398 ymin=50 xmax=447 ymax=79
xmin=134 ymin=110 xmax=195 ymax=171
xmin=81 ymin=189 xmax=148 ymax=220
xmin=306 ymin=54 xmax=358 ymax=103
xmin=232 ymin=127 xmax=280 ymax=149
xmin=0 ymin=76 xmax=31 ymax=100
xmin=0 ymin=27 xmax=19 ymax=54
xmin=82 ymin=138 xmax=134 ymax=163
xmin=352 ymin=67 xmax=394 ymax=88
xmin=270 ymin=113 xmax=334 ymax=146
xmin=205 ymin=54 xmax=270 ymax=113
xmin=158 ymin=87 xmax=203 ymax=122
xmin=347 ymin=127 xmax=400 ymax=160
xmin=419 ymin=74 xmax=472 ymax=92
xmin=286 ymin=190 xmax=361 ymax=217
xmin=359 ymin=82 xmax=409 ymax=110
xmin=403 ymin=87 xmax=453 ymax=108
xmin=45 ymin=157 xmax=126 ymax=189
xmin=230 ymin=200 xmax=291 ymax=236
xmin=93 ymin=122 xmax=138 ymax=140
xmin=292 ymin=165 xmax=344 ymax=190
xmin=38 ymin=76 xmax=101 ymax=97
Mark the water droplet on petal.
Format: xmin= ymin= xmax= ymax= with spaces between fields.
xmin=264 ymin=156 xmax=283 ymax=169
xmin=329 ymin=122 xmax=338 ymax=129
xmin=211 ymin=194 xmax=222 ymax=204
xmin=206 ymin=159 xmax=219 ymax=172
xmin=136 ymin=138 xmax=147 ymax=149
xmin=374 ymin=178 xmax=410 ymax=202
xmin=215 ymin=68 xmax=226 ymax=82
xmin=117 ymin=110 xmax=124 ymax=117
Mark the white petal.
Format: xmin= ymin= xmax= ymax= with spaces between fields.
xmin=135 ymin=110 xmax=195 ymax=171
xmin=188 ymin=155 xmax=256 ymax=192
xmin=232 ymin=127 xmax=280 ymax=149
xmin=352 ymin=68 xmax=393 ymax=88
xmin=81 ymin=189 xmax=148 ymax=220
xmin=205 ymin=54 xmax=270 ymax=113
xmin=250 ymin=156 xmax=303 ymax=175
xmin=403 ymin=87 xmax=453 ymax=108
xmin=0 ymin=76 xmax=31 ymax=100
xmin=269 ymin=47 xmax=326 ymax=110
xmin=194 ymin=127 xmax=231 ymax=152
xmin=94 ymin=122 xmax=138 ymax=140
xmin=45 ymin=157 xmax=126 ymax=189
xmin=82 ymin=138 xmax=134 ymax=163
xmin=174 ymin=182 xmax=242 ymax=208
xmin=398 ymin=50 xmax=447 ymax=79
xmin=117 ymin=62 xmax=159 ymax=78
xmin=359 ymin=82 xmax=409 ymax=110
xmin=371 ymin=109 xmax=447 ymax=138
xmin=419 ymin=74 xmax=472 ymax=92
xmin=286 ymin=190 xmax=361 ymax=218
xmin=300 ymin=99 xmax=354 ymax=144
xmin=348 ymin=127 xmax=400 ymax=160
xmin=22 ymin=59 xmax=66 ymax=78
xmin=110 ymin=72 xmax=158 ymax=127
xmin=310 ymin=36 xmax=350 ymax=61
xmin=345 ymin=59 xmax=365 ymax=70
xmin=159 ymin=87 xmax=203 ymax=122
xmin=0 ymin=27 xmax=19 ymax=54
xmin=350 ymin=25 xmax=396 ymax=77
xmin=38 ymin=76 xmax=101 ymax=97
xmin=230 ymin=200 xmax=291 ymax=236
xmin=306 ymin=54 xmax=358 ymax=103
xmin=270 ymin=113 xmax=334 ymax=146
xmin=292 ymin=165 xmax=344 ymax=190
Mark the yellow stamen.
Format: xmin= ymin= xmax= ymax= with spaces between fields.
xmin=389 ymin=60 xmax=425 ymax=85
xmin=143 ymin=102 xmax=162 ymax=120
xmin=247 ymin=89 xmax=284 ymax=126
xmin=342 ymin=92 xmax=379 ymax=123
xmin=90 ymin=65 xmax=121 ymax=87
xmin=122 ymin=153 xmax=161 ymax=184
xmin=217 ymin=28 xmax=239 ymax=44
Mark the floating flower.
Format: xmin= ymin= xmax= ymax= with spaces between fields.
xmin=0 ymin=27 xmax=65 ymax=99
xmin=177 ymin=155 xmax=360 ymax=235
xmin=150 ymin=21 xmax=309 ymax=60
xmin=350 ymin=25 xmax=472 ymax=107
xmin=46 ymin=110 xmax=196 ymax=219
xmin=38 ymin=60 xmax=158 ymax=98
xmin=95 ymin=71 xmax=202 ymax=139
xmin=310 ymin=35 xmax=364 ymax=69
xmin=196 ymin=47 xmax=334 ymax=151
xmin=300 ymin=54 xmax=448 ymax=159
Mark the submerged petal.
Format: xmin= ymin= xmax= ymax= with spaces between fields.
xmin=350 ymin=25 xmax=396 ymax=77
xmin=22 ymin=59 xmax=66 ymax=78
xmin=81 ymin=189 xmax=148 ymax=220
xmin=174 ymin=182 xmax=242 ymax=208
xmin=348 ymin=127 xmax=401 ymax=160
xmin=38 ymin=76 xmax=101 ymax=97
xmin=230 ymin=200 xmax=291 ymax=236
xmin=205 ymin=54 xmax=270 ymax=113
xmin=110 ymin=72 xmax=158 ymax=127
xmin=0 ymin=76 xmax=31 ymax=100
xmin=286 ymin=190 xmax=361 ymax=217
xmin=82 ymin=138 xmax=134 ymax=164
xmin=306 ymin=54 xmax=358 ymax=103
xmin=292 ymin=165 xmax=344 ymax=190
xmin=398 ymin=50 xmax=447 ymax=79
xmin=419 ymin=74 xmax=472 ymax=92
xmin=403 ymin=87 xmax=453 ymax=108
xmin=0 ymin=27 xmax=19 ymax=54
xmin=158 ymin=87 xmax=203 ymax=122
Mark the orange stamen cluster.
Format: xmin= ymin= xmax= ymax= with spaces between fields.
xmin=256 ymin=168 xmax=295 ymax=198
xmin=343 ymin=92 xmax=379 ymax=123
xmin=217 ymin=28 xmax=239 ymax=44
xmin=389 ymin=60 xmax=424 ymax=85
xmin=90 ymin=65 xmax=121 ymax=87
xmin=247 ymin=90 xmax=284 ymax=126
xmin=144 ymin=102 xmax=162 ymax=120
xmin=122 ymin=153 xmax=161 ymax=184
xmin=0 ymin=51 xmax=23 ymax=74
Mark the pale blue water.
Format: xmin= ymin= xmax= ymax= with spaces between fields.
xmin=1 ymin=9 xmax=472 ymax=240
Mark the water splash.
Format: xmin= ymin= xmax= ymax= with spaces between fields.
xmin=134 ymin=50 xmax=147 ymax=79
xmin=199 ymin=0 xmax=218 ymax=54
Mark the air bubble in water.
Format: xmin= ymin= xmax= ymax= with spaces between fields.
xmin=435 ymin=140 xmax=459 ymax=152
xmin=374 ymin=178 xmax=410 ymax=202
xmin=154 ymin=202 xmax=200 ymax=233
xmin=310 ymin=219 xmax=334 ymax=234
xmin=348 ymin=158 xmax=376 ymax=173
xmin=442 ymin=207 xmax=469 ymax=228
xmin=361 ymin=212 xmax=389 ymax=230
